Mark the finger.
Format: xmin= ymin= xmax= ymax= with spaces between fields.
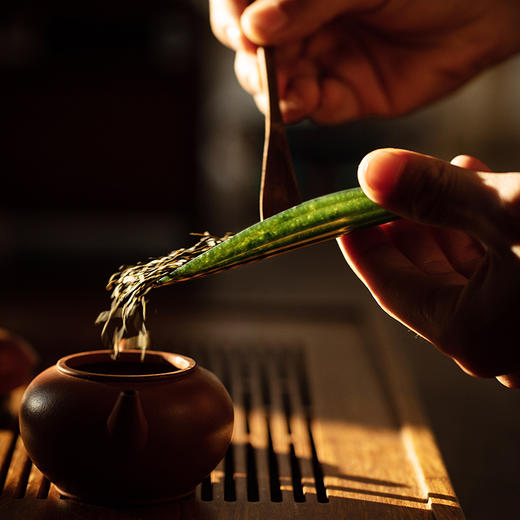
xmin=357 ymin=148 xmax=511 ymax=248
xmin=496 ymin=371 xmax=520 ymax=388
xmin=276 ymin=57 xmax=320 ymax=122
xmin=429 ymin=227 xmax=485 ymax=278
xmin=253 ymin=50 xmax=321 ymax=122
xmin=450 ymin=154 xmax=492 ymax=172
xmin=337 ymin=227 xmax=462 ymax=342
xmin=451 ymin=155 xmax=520 ymax=234
xmin=241 ymin=0 xmax=375 ymax=45
xmin=235 ymin=45 xmax=299 ymax=100
xmin=210 ymin=0 xmax=254 ymax=50
xmin=423 ymin=154 xmax=488 ymax=277
xmin=279 ymin=74 xmax=320 ymax=122
xmin=253 ymin=91 xmax=268 ymax=115
xmin=380 ymin=220 xmax=463 ymax=276
xmin=311 ymin=77 xmax=362 ymax=123
xmin=234 ymin=50 xmax=261 ymax=96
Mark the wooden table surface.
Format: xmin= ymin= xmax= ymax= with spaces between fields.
xmin=0 ymin=301 xmax=465 ymax=519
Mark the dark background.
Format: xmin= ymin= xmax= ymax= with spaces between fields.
xmin=1 ymin=3 xmax=520 ymax=518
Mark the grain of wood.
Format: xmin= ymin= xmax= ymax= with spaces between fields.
xmin=369 ymin=308 xmax=466 ymax=520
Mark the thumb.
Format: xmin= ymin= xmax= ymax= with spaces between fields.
xmin=357 ymin=148 xmax=507 ymax=246
xmin=240 ymin=0 xmax=364 ymax=45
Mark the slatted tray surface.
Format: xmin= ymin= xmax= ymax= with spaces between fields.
xmin=0 ymin=312 xmax=465 ymax=519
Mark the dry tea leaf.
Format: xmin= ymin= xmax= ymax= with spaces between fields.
xmin=97 ymin=232 xmax=233 ymax=359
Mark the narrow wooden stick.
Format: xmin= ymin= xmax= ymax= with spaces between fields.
xmin=258 ymin=46 xmax=301 ymax=220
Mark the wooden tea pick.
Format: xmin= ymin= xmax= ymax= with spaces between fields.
xmin=258 ymin=46 xmax=301 ymax=220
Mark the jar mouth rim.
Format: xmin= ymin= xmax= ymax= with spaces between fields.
xmin=57 ymin=350 xmax=196 ymax=381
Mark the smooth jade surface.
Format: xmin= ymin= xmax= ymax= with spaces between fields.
xmin=159 ymin=187 xmax=395 ymax=285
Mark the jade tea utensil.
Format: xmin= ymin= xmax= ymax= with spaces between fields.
xmin=157 ymin=187 xmax=396 ymax=286
xmin=99 ymin=187 xmax=396 ymax=357
xmin=258 ymin=45 xmax=301 ymax=220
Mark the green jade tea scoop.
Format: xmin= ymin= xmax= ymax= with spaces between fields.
xmin=156 ymin=187 xmax=396 ymax=287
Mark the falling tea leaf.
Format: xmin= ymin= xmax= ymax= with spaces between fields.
xmin=97 ymin=232 xmax=233 ymax=359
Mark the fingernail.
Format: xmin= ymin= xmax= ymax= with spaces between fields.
xmin=248 ymin=4 xmax=288 ymax=35
xmin=359 ymin=150 xmax=407 ymax=200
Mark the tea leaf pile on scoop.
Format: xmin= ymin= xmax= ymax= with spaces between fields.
xmin=96 ymin=232 xmax=233 ymax=359
xmin=98 ymin=187 xmax=395 ymax=359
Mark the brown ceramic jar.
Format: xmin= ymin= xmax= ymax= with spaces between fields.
xmin=19 ymin=349 xmax=234 ymax=505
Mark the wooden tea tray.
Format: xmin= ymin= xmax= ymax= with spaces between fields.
xmin=0 ymin=306 xmax=465 ymax=519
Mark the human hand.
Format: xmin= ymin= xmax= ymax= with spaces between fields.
xmin=210 ymin=0 xmax=520 ymax=123
xmin=337 ymin=150 xmax=520 ymax=387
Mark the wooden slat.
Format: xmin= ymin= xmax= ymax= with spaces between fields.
xmin=3 ymin=436 xmax=30 ymax=498
xmin=0 ymin=429 xmax=16 ymax=494
xmin=25 ymin=463 xmax=47 ymax=498
xmin=228 ymin=347 xmax=247 ymax=502
xmin=47 ymin=482 xmax=62 ymax=502
xmin=285 ymin=352 xmax=318 ymax=500
xmin=0 ymin=430 xmax=15 ymax=468
xmin=264 ymin=351 xmax=293 ymax=499
xmin=247 ymin=349 xmax=271 ymax=502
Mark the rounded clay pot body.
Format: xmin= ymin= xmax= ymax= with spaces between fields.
xmin=19 ymin=350 xmax=234 ymax=505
